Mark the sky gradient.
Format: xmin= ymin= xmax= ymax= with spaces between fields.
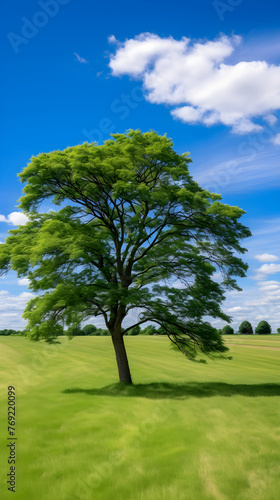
xmin=0 ymin=0 xmax=280 ymax=331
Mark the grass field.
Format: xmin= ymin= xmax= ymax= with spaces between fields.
xmin=0 ymin=335 xmax=280 ymax=500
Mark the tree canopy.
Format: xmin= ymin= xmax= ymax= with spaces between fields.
xmin=0 ymin=130 xmax=251 ymax=383
xmin=221 ymin=325 xmax=234 ymax=335
xmin=238 ymin=321 xmax=253 ymax=335
xmin=255 ymin=321 xmax=271 ymax=335
xmin=82 ymin=324 xmax=98 ymax=335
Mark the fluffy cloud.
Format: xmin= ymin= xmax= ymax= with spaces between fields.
xmin=215 ymin=279 xmax=280 ymax=332
xmin=109 ymin=33 xmax=280 ymax=134
xmin=254 ymin=263 xmax=280 ymax=280
xmin=264 ymin=114 xmax=278 ymax=126
xmin=227 ymin=306 xmax=249 ymax=313
xmin=18 ymin=278 xmax=30 ymax=286
xmin=255 ymin=253 xmax=279 ymax=262
xmin=0 ymin=212 xmax=28 ymax=226
xmin=257 ymin=280 xmax=280 ymax=291
xmin=0 ymin=291 xmax=34 ymax=329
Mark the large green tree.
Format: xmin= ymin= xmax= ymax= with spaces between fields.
xmin=221 ymin=325 xmax=234 ymax=335
xmin=255 ymin=321 xmax=272 ymax=335
xmin=238 ymin=320 xmax=254 ymax=335
xmin=0 ymin=130 xmax=251 ymax=384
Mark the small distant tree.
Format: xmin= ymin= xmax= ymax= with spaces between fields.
xmin=82 ymin=324 xmax=97 ymax=335
xmin=255 ymin=321 xmax=272 ymax=335
xmin=157 ymin=326 xmax=166 ymax=335
xmin=238 ymin=321 xmax=253 ymax=335
xmin=222 ymin=325 xmax=234 ymax=335
xmin=97 ymin=328 xmax=110 ymax=336
xmin=142 ymin=325 xmax=158 ymax=336
xmin=68 ymin=325 xmax=83 ymax=336
xmin=127 ymin=325 xmax=141 ymax=335
xmin=91 ymin=329 xmax=100 ymax=336
xmin=277 ymin=328 xmax=280 ymax=334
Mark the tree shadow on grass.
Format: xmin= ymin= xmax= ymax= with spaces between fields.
xmin=62 ymin=382 xmax=280 ymax=399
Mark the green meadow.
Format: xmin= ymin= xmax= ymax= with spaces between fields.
xmin=0 ymin=335 xmax=280 ymax=500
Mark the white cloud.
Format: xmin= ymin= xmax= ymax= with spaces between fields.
xmin=0 ymin=212 xmax=29 ymax=226
xmin=171 ymin=106 xmax=205 ymax=123
xmin=212 ymin=272 xmax=223 ymax=282
xmin=264 ymin=114 xmax=278 ymax=126
xmin=19 ymin=292 xmax=34 ymax=299
xmin=255 ymin=253 xmax=279 ymax=262
xmin=254 ymin=263 xmax=280 ymax=280
xmin=74 ymin=53 xmax=88 ymax=64
xmin=171 ymin=279 xmax=186 ymax=289
xmin=0 ymin=313 xmax=19 ymax=318
xmin=258 ymin=280 xmax=280 ymax=286
xmin=257 ymin=281 xmax=280 ymax=291
xmin=227 ymin=306 xmax=249 ymax=312
xmin=109 ymin=33 xmax=280 ymax=134
xmin=245 ymin=292 xmax=280 ymax=307
xmin=0 ymin=290 xmax=35 ymax=329
xmin=108 ymin=35 xmax=117 ymax=44
xmin=212 ymin=216 xmax=280 ymax=332
xmin=18 ymin=278 xmax=30 ymax=286
xmin=271 ymin=133 xmax=280 ymax=145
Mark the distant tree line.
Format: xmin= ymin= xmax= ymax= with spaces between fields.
xmin=1 ymin=321 xmax=279 ymax=337
xmin=0 ymin=325 xmax=161 ymax=336
xmin=0 ymin=329 xmax=23 ymax=336
xmin=69 ymin=324 xmax=164 ymax=336
xmin=219 ymin=320 xmax=274 ymax=335
xmin=70 ymin=321 xmax=278 ymax=336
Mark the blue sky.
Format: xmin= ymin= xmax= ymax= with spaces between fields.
xmin=0 ymin=0 xmax=280 ymax=331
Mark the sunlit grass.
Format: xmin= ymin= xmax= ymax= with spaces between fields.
xmin=0 ymin=335 xmax=279 ymax=499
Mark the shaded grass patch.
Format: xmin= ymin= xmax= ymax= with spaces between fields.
xmin=63 ymin=381 xmax=280 ymax=399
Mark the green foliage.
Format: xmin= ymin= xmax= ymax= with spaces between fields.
xmin=67 ymin=325 xmax=83 ymax=336
xmin=82 ymin=324 xmax=98 ymax=335
xmin=0 ymin=329 xmax=21 ymax=336
xmin=222 ymin=325 xmax=234 ymax=335
xmin=157 ymin=326 xmax=166 ymax=335
xmin=0 ymin=129 xmax=251 ymax=370
xmin=83 ymin=327 xmax=108 ymax=336
xmin=127 ymin=325 xmax=141 ymax=335
xmin=142 ymin=325 xmax=158 ymax=336
xmin=255 ymin=321 xmax=272 ymax=335
xmin=238 ymin=321 xmax=253 ymax=335
xmin=277 ymin=328 xmax=280 ymax=334
xmin=98 ymin=328 xmax=110 ymax=336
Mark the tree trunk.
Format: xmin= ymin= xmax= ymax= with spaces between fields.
xmin=111 ymin=334 xmax=132 ymax=384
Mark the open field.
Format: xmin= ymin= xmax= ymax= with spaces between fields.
xmin=0 ymin=335 xmax=280 ymax=500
